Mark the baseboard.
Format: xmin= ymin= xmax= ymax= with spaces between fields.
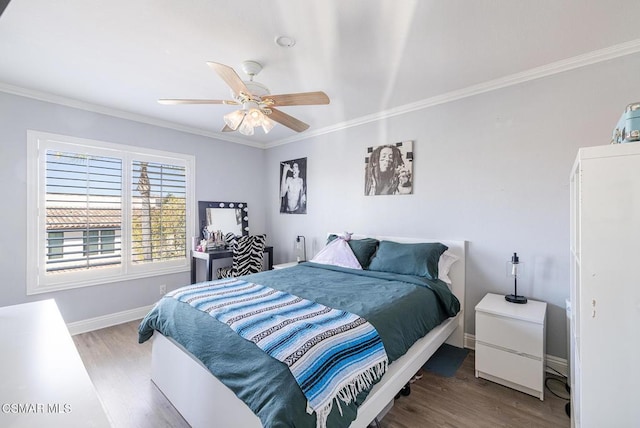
xmin=464 ymin=333 xmax=568 ymax=378
xmin=67 ymin=304 xmax=154 ymax=336
xmin=464 ymin=332 xmax=476 ymax=350
xmin=545 ymin=354 xmax=568 ymax=378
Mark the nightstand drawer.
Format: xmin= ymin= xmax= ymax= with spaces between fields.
xmin=476 ymin=312 xmax=543 ymax=358
xmin=476 ymin=342 xmax=543 ymax=392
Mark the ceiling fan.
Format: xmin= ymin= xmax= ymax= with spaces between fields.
xmin=158 ymin=60 xmax=330 ymax=136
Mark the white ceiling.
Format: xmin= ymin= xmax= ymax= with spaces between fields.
xmin=1 ymin=0 xmax=640 ymax=148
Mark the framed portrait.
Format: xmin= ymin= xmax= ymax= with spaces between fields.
xmin=280 ymin=157 xmax=307 ymax=214
xmin=364 ymin=141 xmax=413 ymax=196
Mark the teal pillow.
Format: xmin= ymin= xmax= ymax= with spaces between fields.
xmin=368 ymin=240 xmax=448 ymax=279
xmin=327 ymin=235 xmax=379 ymax=269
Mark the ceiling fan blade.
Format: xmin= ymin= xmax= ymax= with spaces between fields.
xmin=265 ymin=91 xmax=330 ymax=106
xmin=268 ymin=108 xmax=310 ymax=132
xmin=158 ymin=99 xmax=238 ymax=105
xmin=206 ymin=62 xmax=250 ymax=97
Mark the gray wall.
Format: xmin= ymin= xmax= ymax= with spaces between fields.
xmin=0 ymin=92 xmax=266 ymax=323
xmin=265 ymin=52 xmax=640 ymax=359
xmin=2 ymin=52 xmax=638 ymax=358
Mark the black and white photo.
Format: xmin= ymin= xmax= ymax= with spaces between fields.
xmin=364 ymin=141 xmax=413 ymax=196
xmin=280 ymin=157 xmax=307 ymax=214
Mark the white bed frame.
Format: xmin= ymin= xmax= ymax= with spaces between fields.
xmin=151 ymin=236 xmax=466 ymax=427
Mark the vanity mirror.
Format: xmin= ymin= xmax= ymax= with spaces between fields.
xmin=198 ymin=201 xmax=249 ymax=239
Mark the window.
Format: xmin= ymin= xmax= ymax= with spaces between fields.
xmin=131 ymin=161 xmax=187 ymax=264
xmin=27 ymin=131 xmax=195 ymax=294
xmin=47 ymin=232 xmax=64 ymax=260
xmin=83 ymin=230 xmax=117 ymax=257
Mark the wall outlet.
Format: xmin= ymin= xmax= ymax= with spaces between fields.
xmin=159 ymin=284 xmax=167 ymax=295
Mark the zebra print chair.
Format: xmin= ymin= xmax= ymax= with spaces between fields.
xmin=217 ymin=234 xmax=266 ymax=279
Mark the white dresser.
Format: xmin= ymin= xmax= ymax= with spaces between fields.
xmin=569 ymin=143 xmax=640 ymax=427
xmin=475 ymin=293 xmax=547 ymax=400
xmin=0 ymin=299 xmax=111 ymax=427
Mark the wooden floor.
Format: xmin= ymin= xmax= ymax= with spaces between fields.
xmin=73 ymin=320 xmax=571 ymax=428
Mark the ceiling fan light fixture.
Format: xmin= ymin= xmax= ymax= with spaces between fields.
xmin=261 ymin=115 xmax=276 ymax=134
xmin=238 ymin=118 xmax=255 ymax=136
xmin=223 ymin=109 xmax=245 ymax=130
xmin=247 ymin=107 xmax=262 ymax=123
xmin=160 ymin=61 xmax=328 ymax=135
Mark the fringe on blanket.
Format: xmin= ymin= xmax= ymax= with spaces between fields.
xmin=309 ymin=360 xmax=388 ymax=428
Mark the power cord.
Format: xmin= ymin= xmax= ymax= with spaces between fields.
xmin=545 ymin=377 xmax=570 ymax=400
xmin=545 ymin=365 xmax=571 ymax=418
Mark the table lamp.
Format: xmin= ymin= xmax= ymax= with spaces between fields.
xmin=295 ymin=235 xmax=306 ymax=262
xmin=505 ymin=252 xmax=527 ymax=304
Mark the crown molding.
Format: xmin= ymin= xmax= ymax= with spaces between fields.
xmin=0 ymin=82 xmax=264 ymax=149
xmin=3 ymin=38 xmax=640 ymax=150
xmin=266 ymin=38 xmax=640 ymax=148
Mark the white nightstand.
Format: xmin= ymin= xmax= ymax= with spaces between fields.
xmin=272 ymin=261 xmax=298 ymax=270
xmin=475 ymin=293 xmax=547 ymax=400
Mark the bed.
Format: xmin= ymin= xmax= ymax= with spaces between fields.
xmin=139 ymin=235 xmax=466 ymax=428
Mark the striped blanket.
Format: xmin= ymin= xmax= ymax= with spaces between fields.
xmin=168 ymin=278 xmax=388 ymax=428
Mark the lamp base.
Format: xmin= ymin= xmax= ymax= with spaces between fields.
xmin=505 ymin=294 xmax=528 ymax=304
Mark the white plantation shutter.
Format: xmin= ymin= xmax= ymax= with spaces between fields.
xmin=131 ymin=161 xmax=187 ymax=264
xmin=27 ymin=131 xmax=194 ymax=294
xmin=45 ymin=150 xmax=123 ymax=273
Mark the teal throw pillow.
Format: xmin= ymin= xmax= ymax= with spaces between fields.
xmin=327 ymin=235 xmax=379 ymax=269
xmin=368 ymin=240 xmax=448 ymax=279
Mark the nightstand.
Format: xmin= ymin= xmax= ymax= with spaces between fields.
xmin=272 ymin=261 xmax=298 ymax=270
xmin=475 ymin=293 xmax=547 ymax=400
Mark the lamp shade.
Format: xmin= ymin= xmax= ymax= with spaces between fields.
xmin=295 ymin=235 xmax=306 ymax=262
xmin=238 ymin=118 xmax=255 ymax=136
xmin=260 ymin=115 xmax=276 ymax=134
xmin=224 ymin=110 xmax=245 ymax=130
xmin=246 ymin=108 xmax=263 ymax=126
xmin=505 ymin=252 xmax=527 ymax=304
xmin=225 ymin=104 xmax=276 ymax=135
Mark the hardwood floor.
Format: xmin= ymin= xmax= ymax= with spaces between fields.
xmin=73 ymin=320 xmax=570 ymax=428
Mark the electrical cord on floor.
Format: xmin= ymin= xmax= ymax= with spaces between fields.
xmin=547 ymin=366 xmax=567 ymax=379
xmin=545 ymin=377 xmax=570 ymax=400
xmin=545 ymin=365 xmax=571 ymax=418
xmin=545 ymin=366 xmax=570 ymax=400
xmin=546 ymin=365 xmax=567 ymax=379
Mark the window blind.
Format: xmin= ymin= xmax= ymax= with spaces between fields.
xmin=45 ymin=150 xmax=122 ymax=273
xmin=131 ymin=161 xmax=187 ymax=264
xmin=29 ymin=131 xmax=194 ymax=294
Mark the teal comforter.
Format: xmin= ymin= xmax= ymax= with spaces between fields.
xmin=138 ymin=262 xmax=460 ymax=428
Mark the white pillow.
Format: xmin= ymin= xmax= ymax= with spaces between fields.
xmin=311 ymin=237 xmax=362 ymax=270
xmin=438 ymin=251 xmax=459 ymax=285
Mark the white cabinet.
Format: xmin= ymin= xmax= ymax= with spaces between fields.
xmin=569 ymin=143 xmax=640 ymax=427
xmin=0 ymin=299 xmax=110 ymax=427
xmin=475 ymin=293 xmax=547 ymax=400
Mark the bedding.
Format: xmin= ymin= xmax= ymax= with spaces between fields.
xmin=139 ymin=262 xmax=460 ymax=428
xmin=311 ymin=237 xmax=363 ymax=269
xmin=168 ymin=278 xmax=387 ymax=428
xmin=438 ymin=250 xmax=460 ymax=286
xmin=438 ymin=250 xmax=459 ymax=285
xmin=326 ymin=234 xmax=379 ymax=269
xmin=368 ymin=240 xmax=447 ymax=279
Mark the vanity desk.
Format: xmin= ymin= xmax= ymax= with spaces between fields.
xmin=194 ymin=200 xmax=273 ymax=283
xmin=190 ymin=246 xmax=274 ymax=283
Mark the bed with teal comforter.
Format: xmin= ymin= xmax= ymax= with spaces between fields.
xmin=138 ymin=262 xmax=460 ymax=428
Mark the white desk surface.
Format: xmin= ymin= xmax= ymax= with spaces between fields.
xmin=0 ymin=299 xmax=111 ymax=427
